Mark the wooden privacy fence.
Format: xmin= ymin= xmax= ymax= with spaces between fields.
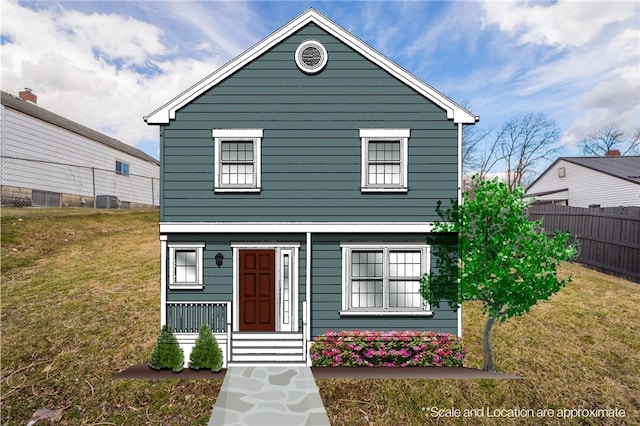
xmin=528 ymin=205 xmax=640 ymax=283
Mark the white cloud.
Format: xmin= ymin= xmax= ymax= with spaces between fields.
xmin=480 ymin=0 xmax=637 ymax=49
xmin=477 ymin=0 xmax=639 ymax=150
xmin=0 ymin=0 xmax=264 ymax=156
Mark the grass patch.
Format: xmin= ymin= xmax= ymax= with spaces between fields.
xmin=1 ymin=209 xmax=219 ymax=425
xmin=317 ymin=263 xmax=640 ymax=425
xmin=2 ymin=208 xmax=639 ymax=424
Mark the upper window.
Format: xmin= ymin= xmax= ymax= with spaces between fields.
xmin=295 ymin=40 xmax=328 ymax=74
xmin=340 ymin=243 xmax=431 ymax=316
xmin=168 ymin=243 xmax=205 ymax=289
xmin=115 ymin=160 xmax=129 ymax=177
xmin=360 ymin=129 xmax=410 ymax=192
xmin=213 ymin=129 xmax=263 ymax=192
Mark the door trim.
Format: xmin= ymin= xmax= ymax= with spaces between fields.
xmin=232 ymin=243 xmax=300 ymax=333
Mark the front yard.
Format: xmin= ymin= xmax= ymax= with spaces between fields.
xmin=1 ymin=209 xmax=638 ymax=425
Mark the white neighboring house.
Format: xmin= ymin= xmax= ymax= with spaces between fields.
xmin=525 ymin=154 xmax=640 ymax=207
xmin=1 ymin=90 xmax=159 ymax=208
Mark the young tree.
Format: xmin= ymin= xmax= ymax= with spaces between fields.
xmin=578 ymin=124 xmax=640 ymax=156
xmin=149 ymin=325 xmax=184 ymax=373
xmin=420 ymin=177 xmax=577 ymax=371
xmin=189 ymin=324 xmax=223 ymax=372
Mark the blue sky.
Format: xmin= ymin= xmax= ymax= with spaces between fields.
xmin=2 ymin=0 xmax=638 ymax=178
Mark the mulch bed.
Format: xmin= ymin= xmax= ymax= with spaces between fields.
xmin=113 ymin=364 xmax=521 ymax=380
xmin=112 ymin=364 xmax=227 ymax=379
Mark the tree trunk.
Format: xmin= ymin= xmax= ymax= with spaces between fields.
xmin=482 ymin=316 xmax=496 ymax=372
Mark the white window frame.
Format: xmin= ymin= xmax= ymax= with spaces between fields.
xmin=213 ymin=129 xmax=263 ymax=192
xmin=340 ymin=243 xmax=432 ymax=316
xmin=360 ymin=129 xmax=410 ymax=192
xmin=168 ymin=242 xmax=205 ymax=289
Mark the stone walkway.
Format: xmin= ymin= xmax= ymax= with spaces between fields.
xmin=208 ymin=366 xmax=331 ymax=426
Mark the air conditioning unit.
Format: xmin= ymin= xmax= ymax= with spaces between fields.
xmin=96 ymin=195 xmax=121 ymax=209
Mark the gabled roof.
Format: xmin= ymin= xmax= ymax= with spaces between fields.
xmin=144 ymin=8 xmax=478 ymax=125
xmin=527 ymin=156 xmax=640 ymax=190
xmin=1 ymin=91 xmax=159 ymax=165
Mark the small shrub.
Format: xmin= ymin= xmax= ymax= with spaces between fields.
xmin=149 ymin=325 xmax=184 ymax=373
xmin=310 ymin=330 xmax=465 ymax=367
xmin=189 ymin=324 xmax=223 ymax=372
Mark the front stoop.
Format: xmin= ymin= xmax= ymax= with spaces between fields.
xmin=208 ymin=366 xmax=330 ymax=426
xmin=230 ymin=332 xmax=306 ymax=364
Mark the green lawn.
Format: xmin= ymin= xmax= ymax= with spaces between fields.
xmin=1 ymin=209 xmax=638 ymax=425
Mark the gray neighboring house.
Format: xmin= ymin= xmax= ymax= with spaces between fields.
xmin=144 ymin=9 xmax=477 ymax=367
xmin=1 ymin=90 xmax=159 ymax=208
xmin=526 ymin=155 xmax=640 ymax=207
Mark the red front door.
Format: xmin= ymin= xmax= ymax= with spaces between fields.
xmin=239 ymin=250 xmax=276 ymax=331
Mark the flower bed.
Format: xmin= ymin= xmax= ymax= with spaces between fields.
xmin=310 ymin=330 xmax=465 ymax=367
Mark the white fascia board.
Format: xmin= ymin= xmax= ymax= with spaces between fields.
xmin=144 ymin=9 xmax=478 ymax=125
xmin=159 ymin=222 xmax=437 ymax=234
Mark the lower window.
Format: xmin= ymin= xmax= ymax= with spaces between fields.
xmin=341 ymin=244 xmax=430 ymax=315
xmin=168 ymin=243 xmax=205 ymax=289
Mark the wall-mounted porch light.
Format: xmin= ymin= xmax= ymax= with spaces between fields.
xmin=215 ymin=252 xmax=224 ymax=268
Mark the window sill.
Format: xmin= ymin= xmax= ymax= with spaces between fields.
xmin=361 ymin=187 xmax=408 ymax=193
xmin=339 ymin=310 xmax=433 ymax=317
xmin=214 ymin=187 xmax=261 ymax=193
xmin=169 ymin=285 xmax=204 ymax=290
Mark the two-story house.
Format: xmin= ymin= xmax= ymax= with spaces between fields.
xmin=144 ymin=9 xmax=477 ymax=367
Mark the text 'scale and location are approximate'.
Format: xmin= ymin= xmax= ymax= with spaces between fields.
xmin=425 ymin=406 xmax=627 ymax=420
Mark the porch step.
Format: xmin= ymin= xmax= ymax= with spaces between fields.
xmin=230 ymin=333 xmax=305 ymax=363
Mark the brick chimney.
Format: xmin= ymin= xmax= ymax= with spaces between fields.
xmin=18 ymin=88 xmax=37 ymax=105
xmin=605 ymin=149 xmax=621 ymax=157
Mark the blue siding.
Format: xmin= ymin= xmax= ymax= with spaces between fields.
xmin=160 ymin=23 xmax=458 ymax=223
xmin=310 ymin=233 xmax=458 ymax=338
xmin=165 ymin=234 xmax=307 ymax=330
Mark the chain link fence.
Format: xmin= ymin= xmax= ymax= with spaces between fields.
xmin=1 ymin=153 xmax=159 ymax=209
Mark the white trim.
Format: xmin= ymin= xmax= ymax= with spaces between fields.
xmin=232 ymin=247 xmax=239 ymax=331
xmin=340 ymin=243 xmax=431 ymax=314
xmin=305 ymin=232 xmax=312 ymax=366
xmin=160 ymin=237 xmax=167 ymax=328
xmin=167 ymin=242 xmax=205 ymax=286
xmin=360 ymin=130 xmax=410 ymax=192
xmin=144 ymin=9 xmax=477 ymax=125
xmin=295 ymin=40 xmax=328 ymax=74
xmin=160 ymin=222 xmax=436 ymax=234
xmin=168 ymin=242 xmax=206 ymax=248
xmin=213 ymin=129 xmax=262 ymax=192
xmin=231 ymin=244 xmax=301 ymax=333
xmin=168 ymin=285 xmax=204 ymax=290
xmin=339 ymin=311 xmax=433 ymax=317
xmin=359 ymin=128 xmax=410 ymax=138
xmin=339 ymin=242 xmax=429 ymax=249
xmin=279 ymin=248 xmax=295 ymax=332
xmin=231 ymin=242 xmax=300 ymax=249
xmin=457 ymin=123 xmax=463 ymax=207
xmin=212 ymin=129 xmax=263 ymax=138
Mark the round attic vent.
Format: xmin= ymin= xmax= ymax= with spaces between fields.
xmin=295 ymin=40 xmax=328 ymax=74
